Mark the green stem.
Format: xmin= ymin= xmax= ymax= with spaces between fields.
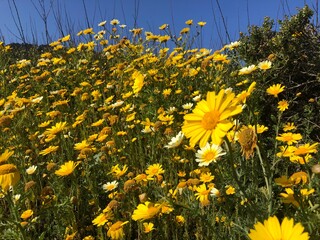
xmin=6 ymin=192 xmax=28 ymax=240
xmin=256 ymin=145 xmax=272 ymax=214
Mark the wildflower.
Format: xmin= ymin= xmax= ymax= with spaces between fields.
xmin=195 ymin=143 xmax=225 ymax=166
xmin=182 ymin=89 xmax=243 ymax=147
xmin=266 ymin=84 xmax=285 ymax=97
xmin=276 ymin=132 xmax=302 ymax=145
xmin=165 ymin=131 xmax=184 ymax=148
xmin=180 ymin=27 xmax=190 ymax=34
xmin=274 ymin=176 xmax=293 ymax=187
xmin=182 ymin=102 xmax=193 ymax=110
xmin=258 ymin=60 xmax=272 ymax=70
xmin=20 ymin=209 xmax=33 ymax=220
xmin=0 ymin=164 xmax=20 ymax=192
xmin=102 ymin=181 xmax=119 ymax=192
xmin=238 ymin=126 xmax=257 ymax=159
xmin=294 ymin=143 xmax=318 ymax=155
xmin=132 ymin=201 xmax=161 ymax=221
xmin=248 ymin=216 xmax=310 ymax=240
xmin=195 ymin=183 xmax=210 ymax=206
xmin=278 ymin=100 xmax=289 ymax=112
xmin=109 ymin=165 xmax=128 ymax=179
xmin=197 ymin=21 xmax=207 ymax=27
xmin=55 ymin=161 xmax=80 ymax=177
xmin=176 ymin=215 xmax=185 ymax=225
xmin=280 ymin=188 xmax=299 ymax=207
xmin=199 ymin=172 xmax=215 ymax=183
xmin=145 ymin=164 xmax=165 ymax=177
xmin=39 ymin=146 xmax=59 ymax=156
xmin=236 ymin=81 xmax=256 ymax=104
xmin=0 ymin=149 xmax=14 ymax=164
xmin=247 ymin=124 xmax=268 ymax=134
xmin=283 ymin=122 xmax=297 ymax=132
xmin=132 ymin=70 xmax=144 ymax=94
xmin=26 ymin=165 xmax=37 ymax=175
xmin=225 ymin=185 xmax=235 ymax=195
xmin=110 ymin=19 xmax=120 ymax=25
xmin=107 ymin=221 xmax=128 ymax=240
xmin=143 ymin=222 xmax=155 ymax=233
xmin=210 ymin=187 xmax=220 ymax=197
xmin=44 ymin=122 xmax=67 ymax=136
xmin=238 ymin=65 xmax=257 ymax=75
xmin=185 ymin=19 xmax=193 ymax=25
xmin=92 ymin=211 xmax=113 ymax=226
xmin=98 ymin=20 xmax=107 ymax=26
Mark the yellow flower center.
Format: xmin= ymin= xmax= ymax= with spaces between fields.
xmin=202 ymin=110 xmax=220 ymax=130
xmin=204 ymin=151 xmax=216 ymax=162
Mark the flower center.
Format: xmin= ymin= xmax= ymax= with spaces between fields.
xmin=201 ymin=110 xmax=220 ymax=130
xmin=204 ymin=151 xmax=216 ymax=162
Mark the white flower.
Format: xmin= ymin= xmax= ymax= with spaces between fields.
xmin=102 ymin=181 xmax=119 ymax=192
xmin=210 ymin=187 xmax=220 ymax=197
xmin=165 ymin=131 xmax=184 ymax=148
xmin=192 ymin=94 xmax=201 ymax=102
xmin=98 ymin=20 xmax=107 ymax=27
xmin=195 ymin=142 xmax=226 ymax=166
xmin=26 ymin=165 xmax=37 ymax=175
xmin=182 ymin=103 xmax=193 ymax=110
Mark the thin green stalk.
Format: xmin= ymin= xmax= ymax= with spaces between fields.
xmin=255 ymin=145 xmax=272 ymax=214
xmin=6 ymin=192 xmax=28 ymax=240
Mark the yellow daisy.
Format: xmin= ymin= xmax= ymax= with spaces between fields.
xmin=55 ymin=161 xmax=80 ymax=177
xmin=266 ymin=84 xmax=285 ymax=97
xmin=0 ymin=163 xmax=20 ymax=192
xmin=248 ymin=216 xmax=309 ymax=240
xmin=195 ymin=142 xmax=225 ymax=166
xmin=182 ymin=89 xmax=243 ymax=147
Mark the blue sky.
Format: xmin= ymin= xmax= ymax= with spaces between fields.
xmin=0 ymin=0 xmax=317 ymax=49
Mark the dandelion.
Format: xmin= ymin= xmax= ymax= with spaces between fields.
xmin=55 ymin=161 xmax=80 ymax=177
xmin=107 ymin=221 xmax=128 ymax=240
xmin=195 ymin=143 xmax=225 ymax=166
xmin=182 ymin=89 xmax=243 ymax=147
xmin=165 ymin=131 xmax=184 ymax=148
xmin=248 ymin=216 xmax=310 ymax=240
xmin=0 ymin=163 xmax=20 ymax=192
xmin=266 ymin=84 xmax=285 ymax=97
xmin=132 ymin=201 xmax=161 ymax=221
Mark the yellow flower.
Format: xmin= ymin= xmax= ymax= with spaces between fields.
xmin=278 ymin=100 xmax=289 ymax=112
xmin=43 ymin=121 xmax=67 ymax=136
xmin=280 ymin=188 xmax=299 ymax=207
xmin=0 ymin=163 xmax=20 ymax=192
xmin=92 ymin=211 xmax=113 ymax=226
xmin=132 ymin=201 xmax=161 ymax=221
xmin=225 ymin=185 xmax=235 ymax=195
xmin=20 ymin=209 xmax=33 ymax=220
xmin=258 ymin=60 xmax=272 ymax=70
xmin=248 ymin=216 xmax=310 ymax=240
xmin=39 ymin=146 xmax=59 ymax=156
xmin=195 ymin=183 xmax=210 ymax=206
xmin=185 ymin=19 xmax=193 ymax=25
xmin=0 ymin=149 xmax=14 ymax=164
xmin=55 ymin=161 xmax=80 ymax=177
xmin=109 ymin=164 xmax=128 ymax=179
xmin=266 ymin=84 xmax=285 ymax=97
xmin=132 ymin=70 xmax=144 ymax=94
xmin=283 ymin=122 xmax=297 ymax=132
xmin=145 ymin=164 xmax=165 ymax=177
xmin=182 ymin=89 xmax=243 ymax=147
xmin=107 ymin=221 xmax=128 ymax=240
xmin=195 ymin=142 xmax=225 ymax=166
xmin=276 ymin=132 xmax=302 ymax=145
xmin=197 ymin=21 xmax=207 ymax=27
xmin=143 ymin=222 xmax=155 ymax=233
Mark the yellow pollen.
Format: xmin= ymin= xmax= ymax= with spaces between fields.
xmin=202 ymin=110 xmax=220 ymax=130
xmin=204 ymin=151 xmax=216 ymax=162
